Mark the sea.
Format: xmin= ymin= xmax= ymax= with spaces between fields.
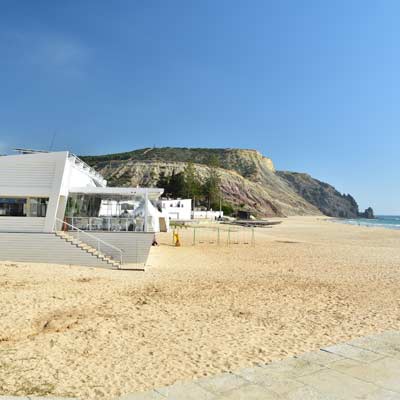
xmin=339 ymin=215 xmax=400 ymax=230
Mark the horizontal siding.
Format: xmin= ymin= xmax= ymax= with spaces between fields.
xmin=0 ymin=233 xmax=115 ymax=268
xmin=70 ymin=232 xmax=153 ymax=264
xmin=0 ymin=161 xmax=56 ymax=188
xmin=0 ymin=217 xmax=45 ymax=232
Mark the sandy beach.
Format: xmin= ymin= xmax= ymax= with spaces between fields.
xmin=1 ymin=217 xmax=400 ymax=399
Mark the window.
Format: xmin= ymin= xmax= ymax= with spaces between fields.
xmin=28 ymin=198 xmax=48 ymax=217
xmin=0 ymin=197 xmax=48 ymax=217
xmin=0 ymin=198 xmax=26 ymax=216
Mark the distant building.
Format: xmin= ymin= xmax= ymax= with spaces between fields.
xmin=192 ymin=210 xmax=224 ymax=220
xmin=161 ymin=198 xmax=192 ymax=220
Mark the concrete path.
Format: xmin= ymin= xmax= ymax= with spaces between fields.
xmin=118 ymin=331 xmax=400 ymax=400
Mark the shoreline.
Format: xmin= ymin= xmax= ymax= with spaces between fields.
xmin=330 ymin=215 xmax=400 ymax=231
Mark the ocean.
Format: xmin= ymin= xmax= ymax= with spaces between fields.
xmin=340 ymin=215 xmax=400 ymax=230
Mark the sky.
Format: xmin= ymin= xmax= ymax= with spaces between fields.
xmin=0 ymin=1 xmax=399 ymax=214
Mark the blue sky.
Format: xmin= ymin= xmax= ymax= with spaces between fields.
xmin=0 ymin=1 xmax=399 ymax=214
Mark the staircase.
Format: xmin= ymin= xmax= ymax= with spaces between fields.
xmin=55 ymin=231 xmax=121 ymax=269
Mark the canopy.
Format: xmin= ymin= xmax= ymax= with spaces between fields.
xmin=132 ymin=199 xmax=170 ymax=232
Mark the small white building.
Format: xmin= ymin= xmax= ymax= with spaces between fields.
xmin=0 ymin=149 xmax=166 ymax=268
xmin=192 ymin=210 xmax=224 ymax=220
xmin=161 ymin=198 xmax=192 ymax=221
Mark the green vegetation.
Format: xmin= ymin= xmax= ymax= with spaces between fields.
xmin=203 ymin=155 xmax=221 ymax=209
xmin=82 ymin=147 xmax=229 ymax=166
xmin=156 ymin=156 xmax=228 ymax=212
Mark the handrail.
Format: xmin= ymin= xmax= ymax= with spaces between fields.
xmin=54 ymin=217 xmax=124 ymax=266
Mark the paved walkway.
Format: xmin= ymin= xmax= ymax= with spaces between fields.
xmin=119 ymin=331 xmax=400 ymax=400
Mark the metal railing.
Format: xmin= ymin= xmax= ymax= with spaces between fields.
xmin=190 ymin=226 xmax=256 ymax=246
xmin=54 ymin=217 xmax=124 ymax=266
xmin=64 ymin=217 xmax=154 ymax=232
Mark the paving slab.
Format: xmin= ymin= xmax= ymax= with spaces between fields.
xmin=195 ymin=373 xmax=248 ymax=395
xmin=334 ymin=356 xmax=400 ymax=393
xmin=118 ymin=390 xmax=166 ymax=399
xmin=325 ymin=357 xmax=368 ymax=373
xmin=217 ymin=384 xmax=280 ymax=399
xmin=285 ymin=385 xmax=341 ymax=400
xmin=348 ymin=336 xmax=400 ymax=358
xmin=155 ymin=381 xmax=216 ymax=400
xmin=296 ymin=368 xmax=380 ymax=399
xmin=322 ymin=342 xmax=384 ymax=363
xmin=294 ymin=349 xmax=344 ymax=366
xmin=373 ymin=331 xmax=400 ymax=346
xmin=363 ymin=388 xmax=400 ymax=400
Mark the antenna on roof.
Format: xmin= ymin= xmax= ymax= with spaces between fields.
xmin=49 ymin=131 xmax=57 ymax=151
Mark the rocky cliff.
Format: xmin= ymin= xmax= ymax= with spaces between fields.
xmin=82 ymin=147 xmax=369 ymax=218
xmin=276 ymin=171 xmax=361 ymax=218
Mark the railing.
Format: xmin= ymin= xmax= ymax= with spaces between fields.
xmin=54 ymin=217 xmax=124 ymax=266
xmin=64 ymin=217 xmax=154 ymax=232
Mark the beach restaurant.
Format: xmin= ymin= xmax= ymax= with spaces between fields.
xmin=0 ymin=149 xmax=166 ymax=268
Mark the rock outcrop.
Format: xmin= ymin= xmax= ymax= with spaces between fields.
xmin=359 ymin=207 xmax=375 ymax=219
xmin=83 ymin=147 xmax=369 ymax=219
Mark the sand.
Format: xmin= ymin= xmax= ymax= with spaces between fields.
xmin=1 ymin=217 xmax=400 ymax=399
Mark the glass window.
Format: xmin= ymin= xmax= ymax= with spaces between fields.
xmin=0 ymin=197 xmax=48 ymax=217
xmin=0 ymin=198 xmax=27 ymax=216
xmin=28 ymin=198 xmax=48 ymax=217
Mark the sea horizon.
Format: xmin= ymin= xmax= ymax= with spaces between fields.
xmin=339 ymin=215 xmax=400 ymax=230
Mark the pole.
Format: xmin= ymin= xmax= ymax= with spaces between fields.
xmin=144 ymin=190 xmax=149 ymax=232
xmin=193 ymin=227 xmax=196 ymax=246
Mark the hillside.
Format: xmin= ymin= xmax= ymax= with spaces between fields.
xmin=277 ymin=171 xmax=359 ymax=218
xmin=82 ymin=147 xmax=366 ymax=218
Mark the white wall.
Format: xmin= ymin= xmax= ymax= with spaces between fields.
xmin=161 ymin=199 xmax=192 ymax=220
xmin=0 ymin=151 xmax=108 ymax=233
xmin=0 ymin=152 xmax=61 ymax=197
xmin=0 ymin=152 xmax=69 ymax=233
xmin=0 ymin=217 xmax=46 ymax=232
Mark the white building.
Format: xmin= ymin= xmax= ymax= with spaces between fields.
xmin=161 ymin=198 xmax=192 ymax=220
xmin=0 ymin=150 xmax=165 ymax=269
xmin=192 ymin=210 xmax=224 ymax=220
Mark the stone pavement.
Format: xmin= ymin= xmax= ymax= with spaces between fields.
xmin=118 ymin=331 xmax=400 ymax=400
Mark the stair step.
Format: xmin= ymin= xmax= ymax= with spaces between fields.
xmin=54 ymin=232 xmax=121 ymax=268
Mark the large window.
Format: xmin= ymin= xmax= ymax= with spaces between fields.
xmin=0 ymin=197 xmax=49 ymax=217
xmin=29 ymin=198 xmax=48 ymax=217
xmin=0 ymin=198 xmax=26 ymax=216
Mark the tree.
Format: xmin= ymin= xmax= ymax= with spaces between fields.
xmin=183 ymin=162 xmax=201 ymax=201
xmin=203 ymin=155 xmax=221 ymax=209
xmin=168 ymin=171 xmax=185 ymax=198
xmin=156 ymin=172 xmax=170 ymax=195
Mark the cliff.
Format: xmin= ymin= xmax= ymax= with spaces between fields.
xmin=276 ymin=171 xmax=360 ymax=218
xmin=82 ymin=147 xmax=369 ymax=218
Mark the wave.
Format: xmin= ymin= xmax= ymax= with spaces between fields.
xmin=335 ymin=217 xmax=400 ymax=230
